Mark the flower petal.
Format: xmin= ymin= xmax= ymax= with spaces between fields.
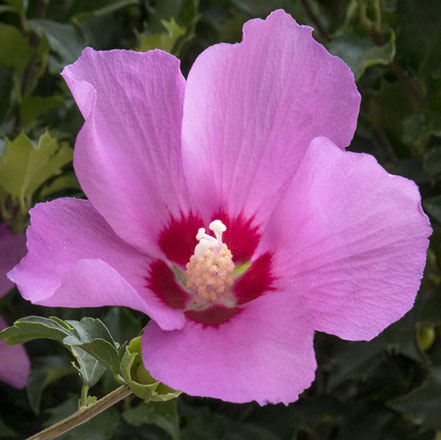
xmin=62 ymin=48 xmax=189 ymax=255
xmin=9 ymin=199 xmax=184 ymax=331
xmin=142 ymin=293 xmax=316 ymax=404
xmin=182 ymin=9 xmax=360 ymax=225
xmin=0 ymin=224 xmax=26 ymax=297
xmin=259 ymin=136 xmax=431 ymax=341
xmin=0 ymin=317 xmax=30 ymax=389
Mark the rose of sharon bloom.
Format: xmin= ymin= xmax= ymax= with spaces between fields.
xmin=0 ymin=224 xmax=30 ymax=389
xmin=9 ymin=10 xmax=430 ymax=404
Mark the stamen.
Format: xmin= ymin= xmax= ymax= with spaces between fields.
xmin=185 ymin=219 xmax=235 ymax=305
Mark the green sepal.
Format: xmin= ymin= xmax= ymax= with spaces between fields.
xmin=120 ymin=336 xmax=181 ymax=402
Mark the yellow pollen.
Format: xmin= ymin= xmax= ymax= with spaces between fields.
xmin=186 ymin=244 xmax=235 ymax=302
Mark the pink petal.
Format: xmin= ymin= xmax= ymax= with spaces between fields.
xmin=62 ymin=48 xmax=190 ymax=255
xmin=9 ymin=199 xmax=184 ymax=331
xmin=259 ymin=137 xmax=431 ymax=341
xmin=181 ymin=9 xmax=360 ymax=226
xmin=0 ymin=224 xmax=26 ymax=297
xmin=0 ymin=316 xmax=30 ymax=389
xmin=142 ymin=293 xmax=316 ymax=404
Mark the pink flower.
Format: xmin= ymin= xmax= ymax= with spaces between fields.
xmin=0 ymin=224 xmax=30 ymax=389
xmin=9 ymin=10 xmax=430 ymax=404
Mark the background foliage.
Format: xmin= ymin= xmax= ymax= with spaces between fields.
xmin=1 ymin=0 xmax=441 ymax=439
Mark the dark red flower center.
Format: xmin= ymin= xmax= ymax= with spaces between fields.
xmin=146 ymin=211 xmax=274 ymax=326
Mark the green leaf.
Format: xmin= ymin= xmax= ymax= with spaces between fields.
xmin=0 ymin=24 xmax=33 ymax=74
xmin=65 ymin=338 xmax=120 ymax=375
xmin=388 ymin=366 xmax=441 ymax=430
xmin=329 ymin=30 xmax=396 ymax=80
xmin=3 ymin=0 xmax=27 ymax=15
xmin=144 ymin=0 xmax=200 ymax=56
xmin=368 ymin=79 xmax=416 ymax=143
xmin=0 ymin=316 xmax=72 ymax=344
xmin=70 ymin=346 xmax=107 ymax=387
xmin=0 ymin=131 xmax=72 ymax=205
xmin=20 ymin=95 xmax=64 ymax=128
xmin=64 ymin=318 xmax=121 ymax=375
xmin=0 ymin=315 xmax=120 ymax=387
xmin=66 ymin=317 xmax=118 ymax=346
xmin=27 ymin=19 xmax=85 ymax=72
xmin=122 ymin=400 xmax=180 ymax=440
xmin=138 ymin=18 xmax=186 ymax=53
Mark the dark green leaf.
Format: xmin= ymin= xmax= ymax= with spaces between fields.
xmin=66 ymin=317 xmax=117 ymax=346
xmin=122 ymin=401 xmax=180 ymax=440
xmin=0 ymin=316 xmax=72 ymax=344
xmin=368 ymin=79 xmax=416 ymax=143
xmin=44 ymin=397 xmax=119 ymax=440
xmin=102 ymin=307 xmax=142 ymax=346
xmin=388 ymin=366 xmax=441 ymax=430
xmin=397 ymin=0 xmax=441 ymax=75
xmin=0 ymin=419 xmax=18 ymax=438
xmin=27 ymin=20 xmax=85 ymax=72
xmin=63 ymin=318 xmax=120 ymax=374
xmin=337 ymin=406 xmax=395 ymax=440
xmin=182 ymin=410 xmax=278 ymax=440
xmin=326 ymin=338 xmax=384 ymax=390
xmin=423 ymin=195 xmax=441 ymax=224
xmin=402 ymin=113 xmax=441 ymax=147
xmin=20 ymin=95 xmax=64 ymax=128
xmin=329 ymin=30 xmax=396 ymax=80
xmin=423 ymin=145 xmax=441 ymax=179
xmin=0 ymin=67 xmax=13 ymax=126
xmin=38 ymin=173 xmax=81 ymax=198
xmin=26 ymin=356 xmax=75 ymax=414
xmin=0 ymin=315 xmax=120 ymax=387
xmin=70 ymin=346 xmax=107 ymax=387
xmin=66 ymin=337 xmax=120 ymax=375
xmin=69 ymin=0 xmax=138 ymax=19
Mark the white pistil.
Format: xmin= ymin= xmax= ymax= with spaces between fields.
xmin=194 ymin=220 xmax=227 ymax=257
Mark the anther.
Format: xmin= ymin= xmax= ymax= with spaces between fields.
xmin=185 ymin=219 xmax=235 ymax=305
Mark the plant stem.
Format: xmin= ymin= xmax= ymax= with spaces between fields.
xmin=26 ymin=385 xmax=132 ymax=440
xmin=373 ymin=0 xmax=382 ymax=32
xmin=80 ymin=384 xmax=89 ymax=407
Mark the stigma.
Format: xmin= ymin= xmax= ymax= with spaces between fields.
xmin=185 ymin=220 xmax=235 ymax=303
